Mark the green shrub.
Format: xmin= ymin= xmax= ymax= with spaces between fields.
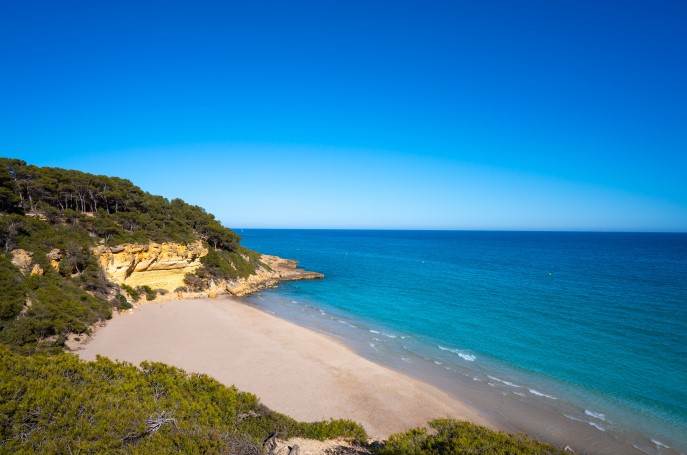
xmin=0 ymin=347 xmax=367 ymax=454
xmin=374 ymin=419 xmax=564 ymax=455
xmin=197 ymin=247 xmax=263 ymax=282
xmin=141 ymin=285 xmax=157 ymax=301
xmin=298 ymin=419 xmax=367 ymax=444
xmin=113 ymin=293 xmax=133 ymax=310
xmin=0 ymin=255 xmax=25 ymax=319
xmin=121 ymin=284 xmax=141 ymax=302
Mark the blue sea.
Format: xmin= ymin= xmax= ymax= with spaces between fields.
xmin=240 ymin=230 xmax=687 ymax=454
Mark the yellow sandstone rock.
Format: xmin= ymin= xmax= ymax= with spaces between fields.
xmin=10 ymin=249 xmax=45 ymax=276
xmin=47 ymin=249 xmax=62 ymax=272
xmin=93 ymin=241 xmax=323 ymax=302
xmin=10 ymin=249 xmax=33 ymax=275
xmin=30 ymin=264 xmax=43 ymax=276
xmin=93 ymin=241 xmax=208 ymax=292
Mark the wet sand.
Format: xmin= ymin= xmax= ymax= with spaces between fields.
xmin=75 ymin=297 xmax=494 ymax=438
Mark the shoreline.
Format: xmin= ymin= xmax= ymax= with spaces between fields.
xmin=245 ymin=290 xmax=682 ymax=455
xmin=74 ymin=297 xmax=495 ymax=439
xmin=72 ymin=293 xmax=682 ymax=454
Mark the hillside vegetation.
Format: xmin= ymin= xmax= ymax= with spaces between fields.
xmin=0 ymin=347 xmax=366 ymax=454
xmin=0 ymin=158 xmax=260 ymax=353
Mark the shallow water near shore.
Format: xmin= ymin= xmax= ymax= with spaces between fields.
xmin=241 ymin=229 xmax=687 ymax=454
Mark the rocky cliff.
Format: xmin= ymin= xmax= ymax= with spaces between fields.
xmin=93 ymin=242 xmax=323 ymax=300
xmin=93 ymin=241 xmax=208 ymax=292
xmin=219 ymin=254 xmax=324 ymax=297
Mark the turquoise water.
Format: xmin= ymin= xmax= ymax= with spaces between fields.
xmin=241 ymin=230 xmax=687 ymax=453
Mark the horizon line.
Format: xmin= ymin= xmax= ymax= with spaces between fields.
xmin=229 ymin=227 xmax=687 ymax=234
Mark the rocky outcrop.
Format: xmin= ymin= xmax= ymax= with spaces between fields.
xmin=10 ymin=249 xmax=33 ymax=274
xmin=92 ymin=242 xmax=323 ymax=299
xmin=93 ymin=241 xmax=208 ymax=292
xmin=10 ymin=249 xmax=44 ymax=276
xmin=46 ymin=249 xmax=62 ymax=272
xmin=220 ymin=254 xmax=324 ymax=297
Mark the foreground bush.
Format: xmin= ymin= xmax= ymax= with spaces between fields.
xmin=0 ymin=347 xmax=366 ymax=454
xmin=374 ymin=418 xmax=564 ymax=455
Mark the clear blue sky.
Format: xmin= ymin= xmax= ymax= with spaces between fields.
xmin=1 ymin=1 xmax=686 ymax=230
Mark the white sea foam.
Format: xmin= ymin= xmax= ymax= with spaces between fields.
xmin=589 ymin=422 xmax=606 ymax=432
xmin=565 ymin=413 xmax=608 ymax=432
xmin=370 ymin=330 xmax=380 ymax=334
xmin=527 ymin=388 xmax=557 ymax=399
xmin=381 ymin=332 xmax=397 ymax=338
xmin=434 ymin=360 xmax=442 ymax=365
xmin=290 ymin=300 xmax=298 ymax=303
xmin=487 ymin=382 xmax=496 ymax=387
xmin=632 ymin=444 xmax=651 ymax=454
xmin=513 ymin=391 xmax=526 ymax=397
xmin=564 ymin=414 xmax=584 ymax=422
xmin=368 ymin=342 xmax=378 ymax=351
xmin=401 ymin=357 xmax=411 ymax=363
xmin=584 ymin=410 xmax=606 ymax=421
xmin=438 ymin=345 xmax=476 ymax=361
xmin=651 ymin=439 xmax=670 ymax=448
xmin=336 ymin=320 xmax=358 ymax=329
xmin=487 ymin=375 xmax=523 ymax=388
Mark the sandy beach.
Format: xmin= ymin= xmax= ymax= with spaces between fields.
xmin=75 ymin=297 xmax=495 ymax=438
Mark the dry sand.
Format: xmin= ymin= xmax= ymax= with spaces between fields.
xmin=76 ymin=297 xmax=495 ymax=438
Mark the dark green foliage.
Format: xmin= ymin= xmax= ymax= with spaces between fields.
xmin=198 ymin=247 xmax=265 ymax=281
xmin=0 ymin=256 xmax=24 ymax=319
xmin=0 ymin=347 xmax=367 ymax=454
xmin=120 ymin=284 xmax=141 ymax=302
xmin=113 ymin=293 xmax=133 ymax=310
xmin=0 ymin=158 xmax=241 ymax=249
xmin=142 ymin=286 xmax=157 ymax=301
xmin=120 ymin=285 xmax=157 ymax=303
xmin=0 ymin=273 xmax=112 ymax=355
xmin=373 ymin=419 xmax=564 ymax=455
xmin=0 ymin=215 xmax=115 ymax=353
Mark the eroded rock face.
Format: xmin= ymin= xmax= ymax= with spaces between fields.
xmin=93 ymin=241 xmax=208 ymax=292
xmin=46 ymin=249 xmax=62 ymax=272
xmin=93 ymin=241 xmax=323 ymax=300
xmin=30 ymin=264 xmax=44 ymax=276
xmin=10 ymin=249 xmax=33 ymax=275
xmin=222 ymin=254 xmax=324 ymax=297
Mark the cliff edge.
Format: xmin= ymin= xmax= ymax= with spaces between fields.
xmin=93 ymin=242 xmax=323 ymax=301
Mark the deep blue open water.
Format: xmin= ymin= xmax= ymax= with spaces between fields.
xmin=240 ymin=230 xmax=687 ymax=454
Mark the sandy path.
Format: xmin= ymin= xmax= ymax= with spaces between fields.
xmin=76 ymin=297 xmax=494 ymax=438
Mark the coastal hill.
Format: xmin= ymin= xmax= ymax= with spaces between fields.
xmin=0 ymin=158 xmax=320 ymax=353
xmin=0 ymin=158 xmax=564 ymax=454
